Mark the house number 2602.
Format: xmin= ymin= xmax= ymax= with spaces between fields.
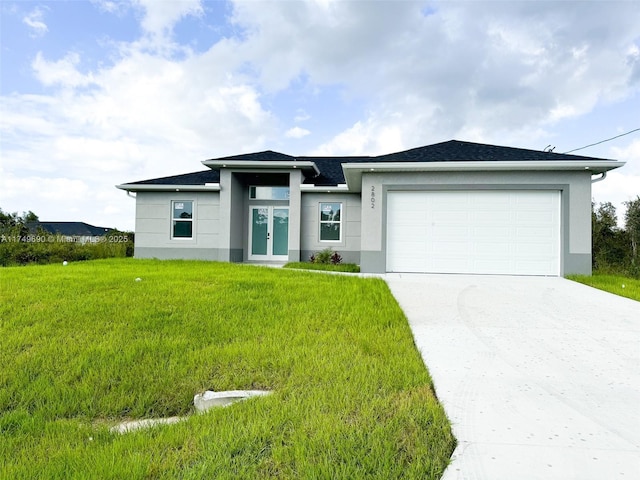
xmin=370 ymin=186 xmax=375 ymax=209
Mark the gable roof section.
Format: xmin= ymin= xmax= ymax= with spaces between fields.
xmin=374 ymin=140 xmax=609 ymax=162
xmin=211 ymin=150 xmax=296 ymax=162
xmin=117 ymin=140 xmax=624 ymax=191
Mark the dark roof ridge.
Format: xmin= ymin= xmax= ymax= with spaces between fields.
xmin=373 ymin=139 xmax=615 ymax=162
xmin=209 ymin=150 xmax=296 ymax=162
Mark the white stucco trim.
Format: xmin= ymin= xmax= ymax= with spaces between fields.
xmin=116 ymin=184 xmax=221 ymax=192
xmin=342 ymin=160 xmax=625 ymax=191
xmin=202 ymin=160 xmax=321 ymax=176
xmin=300 ymin=184 xmax=349 ymax=193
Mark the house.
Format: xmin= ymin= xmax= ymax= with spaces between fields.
xmin=28 ymin=222 xmax=112 ymax=244
xmin=116 ymin=140 xmax=624 ymax=276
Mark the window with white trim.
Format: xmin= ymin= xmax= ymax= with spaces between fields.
xmin=319 ymin=202 xmax=342 ymax=241
xmin=172 ymin=201 xmax=193 ymax=238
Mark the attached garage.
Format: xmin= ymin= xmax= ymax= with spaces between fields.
xmin=386 ymin=190 xmax=561 ymax=276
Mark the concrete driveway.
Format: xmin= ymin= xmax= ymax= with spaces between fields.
xmin=384 ymin=274 xmax=640 ymax=480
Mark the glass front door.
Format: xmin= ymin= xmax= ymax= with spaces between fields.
xmin=249 ymin=206 xmax=289 ymax=260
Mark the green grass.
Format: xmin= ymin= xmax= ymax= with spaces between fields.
xmin=283 ymin=262 xmax=361 ymax=273
xmin=0 ymin=259 xmax=454 ymax=479
xmin=567 ymin=273 xmax=640 ymax=302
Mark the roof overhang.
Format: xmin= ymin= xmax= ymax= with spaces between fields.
xmin=300 ymin=184 xmax=349 ymax=193
xmin=116 ymin=183 xmax=221 ymax=192
xmin=202 ymin=160 xmax=320 ymax=177
xmin=341 ymin=160 xmax=626 ymax=192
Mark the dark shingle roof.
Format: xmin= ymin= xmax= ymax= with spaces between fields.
xmin=298 ymin=156 xmax=372 ymax=185
xmin=28 ymin=222 xmax=111 ymax=236
xmin=123 ymin=140 xmax=615 ymax=187
xmin=128 ymin=169 xmax=220 ymax=186
xmin=374 ymin=140 xmax=610 ymax=163
xmin=210 ymin=150 xmax=297 ymax=162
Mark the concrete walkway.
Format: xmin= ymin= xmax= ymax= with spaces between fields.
xmin=384 ymin=274 xmax=640 ymax=480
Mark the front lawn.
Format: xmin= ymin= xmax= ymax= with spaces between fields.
xmin=567 ymin=274 xmax=640 ymax=302
xmin=0 ymin=259 xmax=454 ymax=479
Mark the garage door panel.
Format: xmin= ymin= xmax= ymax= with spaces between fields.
xmin=387 ymin=190 xmax=560 ymax=276
xmin=476 ymin=194 xmax=510 ymax=207
xmin=436 ymin=225 xmax=471 ymax=238
xmin=515 ymin=211 xmax=557 ymax=223
xmin=516 ymin=239 xmax=558 ymax=252
xmin=474 ymin=242 xmax=510 ymax=255
xmin=431 ymin=256 xmax=469 ymax=272
xmin=475 ymin=211 xmax=512 ymax=223
xmin=471 ymin=225 xmax=510 ymax=237
xmin=432 ymin=242 xmax=468 ymax=256
xmin=515 ymin=261 xmax=556 ymax=276
xmin=433 ymin=210 xmax=469 ymax=222
xmin=516 ymin=226 xmax=557 ymax=239
xmin=474 ymin=260 xmax=511 ymax=274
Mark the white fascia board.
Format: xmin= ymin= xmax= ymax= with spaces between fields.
xmin=300 ymin=184 xmax=350 ymax=193
xmin=341 ymin=160 xmax=626 ymax=191
xmin=202 ymin=160 xmax=320 ymax=176
xmin=116 ymin=184 xmax=221 ymax=192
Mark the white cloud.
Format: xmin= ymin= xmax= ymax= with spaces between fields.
xmin=32 ymin=52 xmax=94 ymax=88
xmin=294 ymin=109 xmax=310 ymax=122
xmin=0 ymin=172 xmax=89 ymax=211
xmin=134 ymin=0 xmax=203 ymax=37
xmin=612 ymin=139 xmax=640 ymax=176
xmin=22 ymin=7 xmax=48 ymax=37
xmin=592 ymin=139 xmax=640 ymax=226
xmin=91 ymin=0 xmax=129 ymax=14
xmin=285 ymin=126 xmax=310 ymax=139
xmin=311 ymin=119 xmax=405 ymax=156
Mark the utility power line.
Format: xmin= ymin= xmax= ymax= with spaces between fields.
xmin=563 ymin=127 xmax=640 ymax=154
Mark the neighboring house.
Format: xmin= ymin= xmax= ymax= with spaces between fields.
xmin=28 ymin=222 xmax=112 ymax=244
xmin=116 ymin=140 xmax=624 ymax=276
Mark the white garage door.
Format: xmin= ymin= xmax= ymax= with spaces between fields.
xmin=386 ymin=190 xmax=560 ymax=276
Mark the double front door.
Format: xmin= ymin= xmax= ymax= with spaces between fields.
xmin=249 ymin=206 xmax=289 ymax=260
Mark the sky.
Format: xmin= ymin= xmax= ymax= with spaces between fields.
xmin=1 ymin=0 xmax=639 ymax=231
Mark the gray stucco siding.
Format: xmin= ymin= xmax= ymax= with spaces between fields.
xmin=300 ymin=192 xmax=361 ymax=263
xmin=133 ymin=191 xmax=220 ymax=259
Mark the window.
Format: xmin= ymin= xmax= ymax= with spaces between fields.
xmin=249 ymin=186 xmax=290 ymax=200
xmin=172 ymin=201 xmax=193 ymax=238
xmin=319 ymin=202 xmax=342 ymax=241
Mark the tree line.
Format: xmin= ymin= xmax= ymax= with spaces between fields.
xmin=592 ymin=196 xmax=639 ymax=277
xmin=0 ymin=208 xmax=134 ymax=266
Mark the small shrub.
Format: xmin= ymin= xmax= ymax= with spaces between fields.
xmin=310 ymin=247 xmax=334 ymax=264
xmin=330 ymin=251 xmax=342 ymax=265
